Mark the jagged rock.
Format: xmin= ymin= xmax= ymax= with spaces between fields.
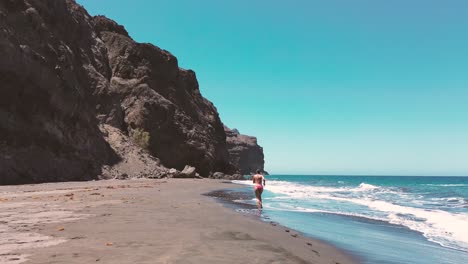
xmin=211 ymin=172 xmax=225 ymax=179
xmin=92 ymin=16 xmax=235 ymax=177
xmin=116 ymin=173 xmax=129 ymax=180
xmin=231 ymin=174 xmax=244 ymax=180
xmin=224 ymin=126 xmax=265 ymax=175
xmin=166 ymin=168 xmax=181 ymax=178
xmin=173 ymin=165 xmax=202 ymax=179
xmin=208 ymin=172 xmax=243 ymax=180
xmin=0 ymin=0 xmax=118 ymax=184
xmin=98 ymin=125 xmax=167 ymax=179
xmin=180 ymin=165 xmax=196 ymax=178
xmin=92 ymin=15 xmax=129 ymax=38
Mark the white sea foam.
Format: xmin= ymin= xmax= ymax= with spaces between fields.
xmin=259 ymin=180 xmax=398 ymax=199
xmin=233 ymin=180 xmax=346 ymax=193
xmin=258 ymin=180 xmax=468 ymax=252
xmin=355 ymin=183 xmax=379 ymax=191
xmin=430 ymin=197 xmax=465 ymax=203
xmin=264 ymin=203 xmax=390 ymax=223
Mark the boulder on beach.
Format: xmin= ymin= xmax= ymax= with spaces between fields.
xmin=177 ymin=165 xmax=197 ymax=178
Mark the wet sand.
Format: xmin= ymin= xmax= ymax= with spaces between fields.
xmin=0 ymin=179 xmax=359 ymax=264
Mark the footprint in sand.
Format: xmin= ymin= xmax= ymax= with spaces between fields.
xmin=70 ymin=236 xmax=86 ymax=240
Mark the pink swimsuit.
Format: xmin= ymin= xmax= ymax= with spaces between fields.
xmin=254 ymin=184 xmax=263 ymax=191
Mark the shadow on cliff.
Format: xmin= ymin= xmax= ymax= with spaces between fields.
xmin=0 ymin=0 xmax=121 ymax=184
xmin=0 ymin=72 xmax=122 ymax=185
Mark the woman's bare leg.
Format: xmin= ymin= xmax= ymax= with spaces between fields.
xmin=255 ymin=189 xmax=263 ymax=209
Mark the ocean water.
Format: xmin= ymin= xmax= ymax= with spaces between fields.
xmin=231 ymin=175 xmax=468 ymax=264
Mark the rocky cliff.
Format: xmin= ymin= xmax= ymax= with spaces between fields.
xmin=225 ymin=127 xmax=265 ymax=175
xmin=0 ymin=0 xmax=118 ymax=184
xmin=91 ymin=15 xmax=233 ymax=176
xmin=0 ymin=0 xmax=263 ymax=184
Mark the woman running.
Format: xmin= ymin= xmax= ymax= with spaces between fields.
xmin=252 ymin=169 xmax=265 ymax=209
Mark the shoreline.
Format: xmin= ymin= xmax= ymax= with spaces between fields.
xmin=0 ymin=179 xmax=359 ymax=264
xmin=205 ymin=181 xmax=362 ymax=263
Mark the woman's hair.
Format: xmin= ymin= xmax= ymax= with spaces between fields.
xmin=256 ymin=169 xmax=261 ymax=174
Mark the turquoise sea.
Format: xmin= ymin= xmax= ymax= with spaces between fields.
xmin=231 ymin=175 xmax=468 ymax=264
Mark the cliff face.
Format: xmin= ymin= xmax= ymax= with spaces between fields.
xmin=0 ymin=0 xmax=118 ymax=184
xmin=225 ymin=127 xmax=265 ymax=175
xmin=91 ymin=16 xmax=233 ymax=176
xmin=0 ymin=0 xmax=261 ymax=184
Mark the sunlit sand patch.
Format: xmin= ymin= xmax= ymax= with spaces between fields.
xmin=0 ymin=192 xmax=123 ymax=264
xmin=0 ymin=188 xmax=91 ymax=199
xmin=0 ymin=253 xmax=30 ymax=264
xmin=0 ymin=226 xmax=66 ymax=263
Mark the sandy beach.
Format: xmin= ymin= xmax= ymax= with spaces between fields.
xmin=0 ymin=179 xmax=358 ymax=264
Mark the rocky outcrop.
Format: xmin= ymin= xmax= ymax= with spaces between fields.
xmin=209 ymin=172 xmax=244 ymax=180
xmin=225 ymin=127 xmax=265 ymax=175
xmin=0 ymin=0 xmax=118 ymax=184
xmin=92 ymin=15 xmax=234 ymax=177
xmin=99 ymin=125 xmax=167 ymax=179
xmin=0 ymin=0 xmax=247 ymax=184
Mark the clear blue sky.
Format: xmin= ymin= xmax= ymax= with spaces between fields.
xmin=77 ymin=0 xmax=468 ymax=176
